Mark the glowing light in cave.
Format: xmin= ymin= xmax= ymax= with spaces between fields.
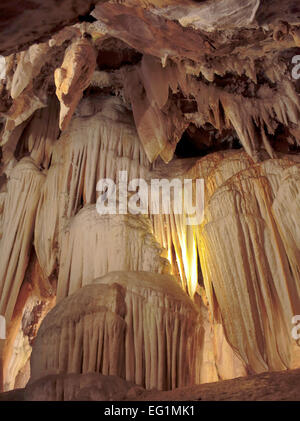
xmin=174 ymin=226 xmax=198 ymax=298
xmin=152 ymin=215 xmax=199 ymax=298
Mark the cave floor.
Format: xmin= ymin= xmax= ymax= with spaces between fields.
xmin=1 ymin=368 xmax=300 ymax=401
xmin=136 ymin=368 xmax=300 ymax=401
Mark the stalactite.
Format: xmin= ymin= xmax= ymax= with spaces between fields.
xmin=123 ymin=54 xmax=300 ymax=163
xmin=10 ymin=43 xmax=50 ymax=100
xmin=21 ymin=96 xmax=60 ymax=169
xmin=186 ymin=79 xmax=300 ymax=162
xmin=0 ymin=85 xmax=46 ymax=147
xmin=123 ymin=56 xmax=188 ymax=163
xmin=54 ymin=36 xmax=97 ymax=131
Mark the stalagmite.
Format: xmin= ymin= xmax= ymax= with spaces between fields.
xmin=54 ymin=36 xmax=97 ymax=131
xmin=30 ymin=272 xmax=203 ymax=391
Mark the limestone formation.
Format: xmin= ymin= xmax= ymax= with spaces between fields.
xmin=0 ymin=158 xmax=45 ymax=322
xmin=56 ymin=208 xmax=170 ymax=300
xmin=54 ymin=36 xmax=97 ymax=130
xmin=0 ymin=0 xmax=300 ymax=400
xmin=30 ymin=272 xmax=202 ymax=390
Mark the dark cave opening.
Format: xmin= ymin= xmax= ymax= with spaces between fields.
xmin=175 ymin=123 xmax=242 ymax=158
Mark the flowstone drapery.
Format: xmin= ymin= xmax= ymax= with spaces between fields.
xmin=0 ymin=0 xmax=300 ymax=399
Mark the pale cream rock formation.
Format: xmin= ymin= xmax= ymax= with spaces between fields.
xmin=124 ymin=56 xmax=188 ymax=163
xmin=151 ymin=151 xmax=253 ymax=295
xmin=57 ymin=207 xmax=170 ymax=301
xmin=54 ymin=36 xmax=97 ymax=130
xmin=199 ymin=167 xmax=297 ymax=373
xmin=151 ymin=150 xmax=300 ymax=374
xmin=31 ymin=271 xmax=203 ymax=390
xmin=0 ymin=158 xmax=45 ymax=323
xmin=0 ymin=86 xmax=46 ymax=147
xmin=152 ymin=0 xmax=261 ymax=31
xmin=272 ymin=164 xmax=300 ymax=298
xmin=4 ymin=325 xmax=31 ymax=392
xmin=0 ymin=56 xmax=5 ymax=80
xmin=1 ymin=253 xmax=56 ymax=392
xmin=34 ymin=96 xmax=151 ymax=280
xmin=11 ymin=43 xmax=50 ymax=100
xmin=0 ymin=0 xmax=300 ymax=397
xmin=195 ymin=294 xmax=247 ymax=383
xmin=0 ymin=193 xmax=54 ymax=392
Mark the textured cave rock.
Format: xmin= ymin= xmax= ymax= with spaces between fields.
xmin=0 ymin=158 xmax=45 ymax=322
xmin=0 ymin=250 xmax=55 ymax=392
xmin=200 ymin=159 xmax=300 ymax=372
xmin=34 ymin=95 xmax=152 ymax=282
xmin=0 ymin=0 xmax=300 ymax=398
xmin=0 ymin=0 xmax=104 ymax=56
xmin=54 ymin=36 xmax=97 ymax=130
xmin=24 ymin=373 xmax=140 ymax=401
xmin=30 ymin=272 xmax=203 ymax=391
xmin=56 ymin=208 xmax=170 ymax=301
xmin=2 ymin=369 xmax=300 ymax=401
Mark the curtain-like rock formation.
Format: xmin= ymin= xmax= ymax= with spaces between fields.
xmin=0 ymin=0 xmax=300 ymax=398
xmin=30 ymin=272 xmax=202 ymax=390
xmin=57 ymin=208 xmax=170 ymax=301
xmin=0 ymin=158 xmax=45 ymax=322
xmin=34 ymin=96 xmax=152 ymax=281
